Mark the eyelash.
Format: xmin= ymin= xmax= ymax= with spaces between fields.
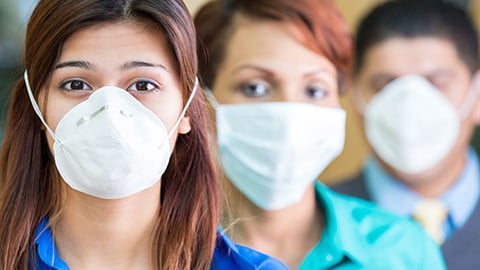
xmin=127 ymin=80 xmax=160 ymax=93
xmin=306 ymin=86 xmax=328 ymax=99
xmin=59 ymin=79 xmax=92 ymax=91
xmin=238 ymin=82 xmax=270 ymax=98
xmin=58 ymin=79 xmax=161 ymax=93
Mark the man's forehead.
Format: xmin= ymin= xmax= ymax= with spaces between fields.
xmin=360 ymin=37 xmax=464 ymax=76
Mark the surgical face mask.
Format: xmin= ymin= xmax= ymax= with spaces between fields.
xmin=215 ymin=102 xmax=346 ymax=210
xmin=364 ymin=75 xmax=477 ymax=174
xmin=24 ymin=71 xmax=198 ymax=199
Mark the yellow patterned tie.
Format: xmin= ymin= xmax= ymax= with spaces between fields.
xmin=412 ymin=199 xmax=448 ymax=244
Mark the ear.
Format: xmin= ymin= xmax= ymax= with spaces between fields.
xmin=471 ymin=71 xmax=480 ymax=125
xmin=177 ymin=116 xmax=191 ymax=134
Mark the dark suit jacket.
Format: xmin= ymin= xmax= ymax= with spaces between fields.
xmin=332 ymin=173 xmax=480 ymax=270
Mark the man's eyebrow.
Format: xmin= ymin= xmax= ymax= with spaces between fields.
xmin=54 ymin=60 xmax=93 ymax=70
xmin=122 ymin=61 xmax=168 ymax=71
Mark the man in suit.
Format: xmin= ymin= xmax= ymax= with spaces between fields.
xmin=333 ymin=1 xmax=480 ymax=269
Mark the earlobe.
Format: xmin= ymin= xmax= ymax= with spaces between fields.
xmin=178 ymin=116 xmax=191 ymax=134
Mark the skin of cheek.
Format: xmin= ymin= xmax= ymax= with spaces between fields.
xmin=39 ymin=88 xmax=67 ymax=155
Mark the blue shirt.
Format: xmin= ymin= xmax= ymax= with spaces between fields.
xmin=299 ymin=182 xmax=446 ymax=269
xmin=365 ymin=148 xmax=480 ymax=239
xmin=32 ymin=218 xmax=288 ymax=270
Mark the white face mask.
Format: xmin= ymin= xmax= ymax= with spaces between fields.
xmin=24 ymin=71 xmax=198 ymax=199
xmin=216 ymin=102 xmax=346 ymax=210
xmin=364 ymin=75 xmax=477 ymax=174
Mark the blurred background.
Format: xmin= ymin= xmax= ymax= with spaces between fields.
xmin=1 ymin=0 xmax=479 ymax=184
xmin=0 ymin=0 xmax=37 ymax=139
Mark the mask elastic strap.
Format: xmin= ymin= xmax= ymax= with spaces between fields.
xmin=24 ymin=70 xmax=61 ymax=143
xmin=166 ymin=76 xmax=199 ymax=139
xmin=459 ymin=75 xmax=480 ymax=120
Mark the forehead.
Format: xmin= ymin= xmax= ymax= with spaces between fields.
xmin=221 ymin=15 xmax=335 ymax=72
xmin=58 ymin=20 xmax=174 ymax=70
xmin=359 ymin=37 xmax=468 ymax=77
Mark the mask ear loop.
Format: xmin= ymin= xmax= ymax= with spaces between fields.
xmin=166 ymin=76 xmax=200 ymax=139
xmin=24 ymin=70 xmax=62 ymax=144
xmin=459 ymin=74 xmax=480 ymax=120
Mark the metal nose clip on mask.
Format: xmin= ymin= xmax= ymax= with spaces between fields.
xmin=24 ymin=71 xmax=198 ymax=199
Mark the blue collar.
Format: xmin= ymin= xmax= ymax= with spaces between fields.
xmin=365 ymin=148 xmax=480 ymax=233
xmin=33 ymin=217 xmax=287 ymax=270
xmin=33 ymin=218 xmax=69 ymax=270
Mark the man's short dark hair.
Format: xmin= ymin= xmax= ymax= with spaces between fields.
xmin=355 ymin=0 xmax=479 ymax=74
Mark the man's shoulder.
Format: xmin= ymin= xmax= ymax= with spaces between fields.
xmin=329 ymin=172 xmax=370 ymax=200
xmin=442 ymin=194 xmax=480 ymax=268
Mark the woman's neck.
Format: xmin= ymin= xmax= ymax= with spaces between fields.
xmin=55 ymin=182 xmax=161 ymax=270
xmin=225 ymin=183 xmax=323 ymax=269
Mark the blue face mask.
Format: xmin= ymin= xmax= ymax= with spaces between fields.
xmin=215 ymin=101 xmax=346 ymax=210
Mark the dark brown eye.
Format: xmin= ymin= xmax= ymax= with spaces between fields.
xmin=60 ymin=80 xmax=91 ymax=91
xmin=135 ymin=82 xmax=149 ymax=91
xmin=70 ymin=80 xmax=85 ymax=90
xmin=127 ymin=81 xmax=157 ymax=92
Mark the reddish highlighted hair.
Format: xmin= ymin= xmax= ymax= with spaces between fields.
xmin=195 ymin=0 xmax=353 ymax=92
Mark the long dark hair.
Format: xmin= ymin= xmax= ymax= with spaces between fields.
xmin=0 ymin=0 xmax=219 ymax=269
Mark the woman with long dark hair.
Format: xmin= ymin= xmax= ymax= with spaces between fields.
xmin=0 ymin=0 xmax=287 ymax=269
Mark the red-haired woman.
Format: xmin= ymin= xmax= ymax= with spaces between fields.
xmin=195 ymin=0 xmax=446 ymax=269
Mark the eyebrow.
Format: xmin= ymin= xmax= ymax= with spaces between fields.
xmin=53 ymin=60 xmax=168 ymax=72
xmin=232 ymin=64 xmax=275 ymax=76
xmin=369 ymin=69 xmax=454 ymax=86
xmin=303 ymin=67 xmax=335 ymax=78
xmin=121 ymin=61 xmax=168 ymax=72
xmin=54 ymin=60 xmax=93 ymax=70
xmin=233 ymin=64 xmax=333 ymax=78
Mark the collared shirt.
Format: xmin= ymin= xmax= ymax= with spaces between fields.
xmin=300 ymin=182 xmax=446 ymax=269
xmin=32 ymin=217 xmax=288 ymax=270
xmin=365 ymin=148 xmax=480 ymax=239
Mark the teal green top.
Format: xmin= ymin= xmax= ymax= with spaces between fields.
xmin=299 ymin=182 xmax=446 ymax=269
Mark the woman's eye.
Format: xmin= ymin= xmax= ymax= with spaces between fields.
xmin=428 ymin=76 xmax=450 ymax=93
xmin=306 ymin=86 xmax=327 ymax=99
xmin=60 ymin=80 xmax=91 ymax=91
xmin=239 ymin=83 xmax=269 ymax=97
xmin=127 ymin=81 xmax=158 ymax=92
xmin=373 ymin=78 xmax=395 ymax=93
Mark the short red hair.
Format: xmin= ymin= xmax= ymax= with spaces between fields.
xmin=195 ymin=0 xmax=353 ymax=92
